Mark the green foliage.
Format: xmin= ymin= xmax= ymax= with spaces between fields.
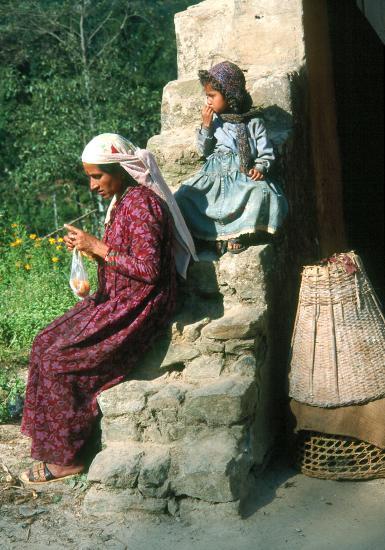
xmin=0 ymin=371 xmax=25 ymax=423
xmin=0 ymin=0 xmax=194 ymax=233
xmin=0 ymin=0 xmax=196 ymax=373
xmin=0 ymin=220 xmax=97 ymax=349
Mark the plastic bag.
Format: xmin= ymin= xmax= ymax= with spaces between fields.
xmin=70 ymin=248 xmax=90 ymax=298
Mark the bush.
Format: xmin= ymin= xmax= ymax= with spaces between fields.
xmin=0 ymin=221 xmax=97 ymax=349
xmin=0 ymin=370 xmax=25 ymax=423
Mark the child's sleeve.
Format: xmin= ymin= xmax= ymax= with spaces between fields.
xmin=196 ymin=125 xmax=216 ymax=157
xmin=249 ymin=118 xmax=275 ymax=174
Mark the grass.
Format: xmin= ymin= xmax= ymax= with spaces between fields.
xmin=0 ymin=220 xmax=98 ymax=423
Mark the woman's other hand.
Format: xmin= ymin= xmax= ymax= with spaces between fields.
xmin=64 ymin=224 xmax=109 ymax=259
xmin=248 ymin=168 xmax=264 ymax=181
xmin=201 ymin=105 xmax=214 ymax=129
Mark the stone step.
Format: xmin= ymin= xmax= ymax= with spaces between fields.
xmin=160 ymin=74 xmax=294 ymax=133
xmin=174 ymin=0 xmax=304 ymax=80
xmin=87 ymin=426 xmax=253 ymax=505
xmin=99 ymin=374 xmax=259 ymax=445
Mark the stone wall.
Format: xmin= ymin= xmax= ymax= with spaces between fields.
xmin=84 ymin=0 xmax=319 ymax=518
xmin=148 ymin=0 xmax=304 ymax=188
xmin=84 ymin=246 xmax=280 ymax=517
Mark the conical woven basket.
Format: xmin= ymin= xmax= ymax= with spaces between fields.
xmin=289 ymin=251 xmax=385 ymax=407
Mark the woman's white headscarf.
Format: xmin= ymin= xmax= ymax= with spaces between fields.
xmin=82 ymin=133 xmax=197 ymax=279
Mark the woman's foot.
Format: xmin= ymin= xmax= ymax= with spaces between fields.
xmin=227 ymin=238 xmax=247 ymax=254
xmin=19 ymin=462 xmax=84 ymax=485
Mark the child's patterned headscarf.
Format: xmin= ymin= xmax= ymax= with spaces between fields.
xmin=202 ymin=61 xmax=261 ymax=173
xmin=82 ymin=133 xmax=197 ymax=278
xmin=207 ymin=61 xmax=247 ymax=109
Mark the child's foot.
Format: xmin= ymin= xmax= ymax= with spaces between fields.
xmin=215 ymin=240 xmax=228 ymax=256
xmin=227 ymin=238 xmax=247 ymax=254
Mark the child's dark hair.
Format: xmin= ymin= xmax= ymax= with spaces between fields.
xmin=198 ymin=70 xmax=253 ymax=114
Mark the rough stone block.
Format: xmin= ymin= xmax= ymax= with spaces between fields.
xmin=182 ymin=376 xmax=257 ymax=426
xmin=87 ymin=445 xmax=144 ymax=488
xmin=137 ymin=449 xmax=171 ymax=498
xmin=175 ymin=0 xmax=304 ymax=79
xmin=224 ymin=339 xmax=256 ymax=355
xmin=183 ymin=354 xmax=224 ymax=382
xmin=225 ymin=354 xmax=259 ymax=379
xmin=98 ymin=380 xmax=158 ymax=417
xmin=182 ymin=317 xmax=211 ymax=342
xmin=160 ymin=74 xmax=293 ymax=139
xmin=185 ymin=257 xmax=220 ymax=297
xmin=147 ymin=129 xmax=200 ymax=189
xmin=84 ymin=486 xmax=167 ymax=515
xmin=161 ymin=78 xmax=202 ymax=130
xmin=217 ymin=245 xmax=273 ymax=306
xmin=142 ymin=422 xmax=184 ymax=444
xmin=101 ymin=416 xmax=141 ymax=444
xmin=171 ymin=430 xmax=251 ymax=502
xmin=147 ymin=384 xmax=187 ymax=410
xmin=160 ymin=343 xmax=200 ymax=369
xmin=201 ymin=305 xmax=266 ymax=340
xmin=198 ymin=338 xmax=225 ymax=354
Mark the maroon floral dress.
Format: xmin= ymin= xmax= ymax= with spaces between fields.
xmin=21 ymin=186 xmax=177 ymax=466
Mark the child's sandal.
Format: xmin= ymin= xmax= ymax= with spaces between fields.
xmin=215 ymin=240 xmax=228 ymax=256
xmin=227 ymin=238 xmax=247 ymax=254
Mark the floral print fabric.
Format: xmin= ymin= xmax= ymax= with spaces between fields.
xmin=21 ymin=186 xmax=177 ymax=465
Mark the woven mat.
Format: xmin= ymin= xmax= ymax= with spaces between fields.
xmin=296 ymin=430 xmax=385 ymax=480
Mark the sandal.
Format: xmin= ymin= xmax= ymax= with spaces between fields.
xmin=19 ymin=462 xmax=82 ymax=485
xmin=215 ymin=240 xmax=228 ymax=256
xmin=227 ymin=238 xmax=247 ymax=254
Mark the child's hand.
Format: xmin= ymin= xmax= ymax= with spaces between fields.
xmin=248 ymin=168 xmax=264 ymax=181
xmin=202 ymin=105 xmax=214 ymax=128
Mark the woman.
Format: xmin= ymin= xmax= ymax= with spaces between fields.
xmin=20 ymin=133 xmax=197 ymax=484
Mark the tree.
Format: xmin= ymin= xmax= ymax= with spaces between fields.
xmin=0 ymin=0 xmax=193 ymax=234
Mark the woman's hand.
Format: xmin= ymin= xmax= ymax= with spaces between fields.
xmin=201 ymin=105 xmax=214 ymax=129
xmin=64 ymin=224 xmax=109 ymax=259
xmin=248 ymin=168 xmax=264 ymax=181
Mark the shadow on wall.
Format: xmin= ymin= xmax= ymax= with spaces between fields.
xmin=129 ymin=265 xmax=224 ymax=382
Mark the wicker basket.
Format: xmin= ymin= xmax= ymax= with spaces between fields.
xmin=296 ymin=430 xmax=385 ymax=480
xmin=289 ymin=251 xmax=385 ymax=407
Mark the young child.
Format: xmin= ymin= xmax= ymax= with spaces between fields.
xmin=174 ymin=61 xmax=288 ymax=254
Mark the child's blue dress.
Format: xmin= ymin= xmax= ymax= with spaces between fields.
xmin=174 ymin=115 xmax=288 ymax=241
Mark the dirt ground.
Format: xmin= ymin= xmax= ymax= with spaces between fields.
xmin=1 ymin=423 xmax=384 ymax=550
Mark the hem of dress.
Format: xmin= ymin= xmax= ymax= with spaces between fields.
xmin=192 ymin=225 xmax=277 ymax=241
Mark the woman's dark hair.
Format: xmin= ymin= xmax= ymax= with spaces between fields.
xmin=198 ymin=70 xmax=253 ymax=114
xmin=98 ymin=163 xmax=137 ymax=186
